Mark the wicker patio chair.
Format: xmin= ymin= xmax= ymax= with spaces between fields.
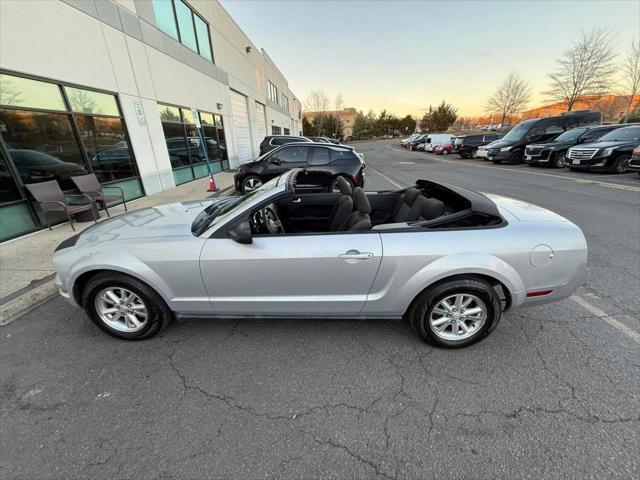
xmin=71 ymin=173 xmax=127 ymax=218
xmin=25 ymin=180 xmax=97 ymax=231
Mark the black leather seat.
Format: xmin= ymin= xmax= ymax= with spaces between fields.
xmin=417 ymin=198 xmax=445 ymax=221
xmin=393 ymin=188 xmax=423 ymax=222
xmin=345 ymin=187 xmax=372 ymax=231
xmin=329 ymin=177 xmax=354 ymax=231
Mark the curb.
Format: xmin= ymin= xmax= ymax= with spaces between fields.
xmin=0 ymin=185 xmax=237 ymax=327
xmin=0 ymin=280 xmax=58 ymax=326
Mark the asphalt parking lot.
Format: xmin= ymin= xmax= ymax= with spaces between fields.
xmin=1 ymin=139 xmax=639 ymax=479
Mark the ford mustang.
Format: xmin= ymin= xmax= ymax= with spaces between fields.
xmin=53 ymin=169 xmax=587 ymax=348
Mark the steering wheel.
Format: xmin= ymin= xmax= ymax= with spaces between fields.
xmin=263 ymin=204 xmax=285 ymax=234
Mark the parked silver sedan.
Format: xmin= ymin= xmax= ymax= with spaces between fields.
xmin=53 ymin=169 xmax=587 ymax=348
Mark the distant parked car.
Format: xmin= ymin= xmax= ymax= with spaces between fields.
xmin=407 ymin=134 xmax=429 ymax=150
xmin=525 ymin=125 xmax=626 ymax=168
xmin=487 ymin=111 xmax=602 ymax=164
xmin=476 ymin=145 xmax=490 ymax=159
xmin=434 ymin=143 xmax=454 ymax=155
xmin=9 ymin=149 xmax=87 ymax=189
xmin=235 ymin=143 xmax=365 ymax=194
xmin=454 ymin=134 xmax=502 ymax=159
xmin=423 ymin=133 xmax=454 ymax=152
xmin=628 ymin=144 xmax=640 ymax=174
xmin=401 ymin=133 xmax=422 ymax=147
xmin=566 ymin=125 xmax=640 ymax=173
xmin=415 ymin=142 xmax=426 ymax=151
xmin=259 ymin=135 xmax=312 ymax=155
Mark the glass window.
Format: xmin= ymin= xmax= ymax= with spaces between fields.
xmin=581 ymin=128 xmax=611 ymax=142
xmin=158 ymin=104 xmax=181 ymax=122
xmin=151 ymin=0 xmax=179 ymax=40
xmin=75 ymin=116 xmax=136 ymax=183
xmin=544 ymin=124 xmax=565 ymax=135
xmin=194 ymin=15 xmax=213 ymax=61
xmin=214 ymin=114 xmax=227 ymax=161
xmin=161 ymin=122 xmax=190 ymax=168
xmin=65 ymin=87 xmax=119 ymax=116
xmin=180 ymin=108 xmax=196 ymax=125
xmin=0 ymin=74 xmax=66 ymax=111
xmin=0 ymin=147 xmax=22 ymax=203
xmin=268 ymin=81 xmax=278 ymax=104
xmin=275 ymin=146 xmax=308 ymax=164
xmin=0 ymin=109 xmax=88 ymax=190
xmin=309 ymin=147 xmax=330 ymax=166
xmin=330 ymin=149 xmax=355 ymax=162
xmin=174 ymin=0 xmax=197 ymax=52
xmin=272 ymin=125 xmax=282 ymax=135
xmin=199 ymin=112 xmax=214 ymax=126
xmin=282 ymin=94 xmax=289 ymax=112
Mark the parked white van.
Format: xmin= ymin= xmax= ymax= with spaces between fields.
xmin=424 ymin=133 xmax=454 ymax=152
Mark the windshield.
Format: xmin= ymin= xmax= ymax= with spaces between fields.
xmin=553 ymin=128 xmax=588 ymax=142
xmin=598 ymin=126 xmax=640 ymax=142
xmin=191 ymin=177 xmax=281 ymax=235
xmin=500 ymin=120 xmax=537 ymax=143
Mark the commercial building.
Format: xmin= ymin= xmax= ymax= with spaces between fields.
xmin=0 ymin=0 xmax=301 ymax=241
xmin=303 ymin=107 xmax=358 ymax=139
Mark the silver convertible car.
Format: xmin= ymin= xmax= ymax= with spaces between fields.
xmin=53 ymin=169 xmax=587 ymax=348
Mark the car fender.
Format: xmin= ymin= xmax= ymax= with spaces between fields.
xmin=67 ymin=251 xmax=175 ymax=306
xmin=401 ymin=253 xmax=527 ymax=311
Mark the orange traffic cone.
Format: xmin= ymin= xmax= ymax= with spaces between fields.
xmin=207 ymin=174 xmax=218 ymax=192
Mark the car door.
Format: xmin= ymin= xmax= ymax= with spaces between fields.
xmin=263 ymin=145 xmax=309 ymax=180
xmin=199 ymin=231 xmax=383 ymax=316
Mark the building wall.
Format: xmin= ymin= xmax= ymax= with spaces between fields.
xmin=0 ymin=0 xmax=300 ymax=241
xmin=0 ymin=0 xmax=299 ymax=192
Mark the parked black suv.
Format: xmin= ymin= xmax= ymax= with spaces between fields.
xmin=487 ymin=111 xmax=602 ymax=164
xmin=566 ymin=125 xmax=640 ymax=173
xmin=454 ymin=134 xmax=502 ymax=158
xmin=259 ymin=135 xmax=312 ymax=155
xmin=524 ymin=124 xmax=625 ymax=168
xmin=234 ymin=143 xmax=365 ymax=194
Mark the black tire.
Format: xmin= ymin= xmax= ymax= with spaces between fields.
xmin=550 ymin=151 xmax=565 ymax=168
xmin=470 ymin=148 xmax=478 ymax=159
xmin=506 ymin=151 xmax=524 ymax=165
xmin=82 ymin=272 xmax=172 ymax=340
xmin=610 ymin=155 xmax=630 ymax=174
xmin=329 ymin=176 xmax=354 ymax=192
xmin=409 ymin=277 xmax=502 ymax=348
xmin=240 ymin=175 xmax=263 ymax=194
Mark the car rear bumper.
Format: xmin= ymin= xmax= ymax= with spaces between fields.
xmin=519 ymin=262 xmax=588 ymax=308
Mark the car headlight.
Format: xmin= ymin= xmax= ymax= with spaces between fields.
xmin=602 ymin=147 xmax=617 ymax=156
xmin=500 ymin=146 xmax=512 ymax=152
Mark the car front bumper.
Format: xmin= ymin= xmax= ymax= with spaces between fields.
xmin=566 ymin=155 xmax=611 ymax=171
xmin=524 ymin=150 xmax=553 ymax=164
xmin=628 ymin=157 xmax=640 ymax=171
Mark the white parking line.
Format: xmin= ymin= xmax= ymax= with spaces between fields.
xmin=571 ymin=295 xmax=640 ymax=343
xmin=385 ymin=144 xmax=640 ymax=193
xmin=367 ymin=166 xmax=404 ymax=188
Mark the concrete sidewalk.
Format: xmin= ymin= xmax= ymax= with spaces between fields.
xmin=0 ymin=171 xmax=236 ymax=325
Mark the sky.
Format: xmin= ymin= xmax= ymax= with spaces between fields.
xmin=220 ymin=0 xmax=640 ymax=118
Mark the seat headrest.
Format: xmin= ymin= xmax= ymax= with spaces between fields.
xmin=404 ymin=188 xmax=421 ymax=205
xmin=352 ymin=187 xmax=371 ymax=214
xmin=421 ymin=198 xmax=445 ymax=220
xmin=335 ymin=176 xmax=352 ymax=196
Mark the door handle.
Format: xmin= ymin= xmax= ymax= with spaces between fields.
xmin=338 ymin=250 xmax=374 ymax=260
xmin=292 ymin=198 xmax=302 ymax=203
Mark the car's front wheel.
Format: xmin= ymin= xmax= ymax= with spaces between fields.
xmin=409 ymin=277 xmax=502 ymax=348
xmin=470 ymin=148 xmax=478 ymax=159
xmin=241 ymin=175 xmax=263 ymax=194
xmin=82 ymin=272 xmax=172 ymax=340
xmin=610 ymin=155 xmax=630 ymax=174
xmin=550 ymin=151 xmax=566 ymax=168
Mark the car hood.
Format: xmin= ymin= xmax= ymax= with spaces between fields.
xmin=528 ymin=140 xmax=574 ymax=150
xmin=483 ymin=193 xmax=569 ymax=222
xmin=571 ymin=140 xmax=633 ymax=149
xmin=486 ymin=140 xmax=513 ymax=149
xmin=76 ymin=196 xmax=235 ymax=245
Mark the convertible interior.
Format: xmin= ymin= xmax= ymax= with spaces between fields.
xmin=248 ymin=175 xmax=504 ymax=236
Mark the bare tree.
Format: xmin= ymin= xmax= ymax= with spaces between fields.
xmin=618 ymin=39 xmax=640 ymax=122
xmin=304 ymin=89 xmax=330 ymax=113
xmin=545 ymin=28 xmax=617 ymax=111
xmin=486 ymin=73 xmax=531 ymax=130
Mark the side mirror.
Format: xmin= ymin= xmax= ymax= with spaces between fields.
xmin=228 ymin=221 xmax=252 ymax=244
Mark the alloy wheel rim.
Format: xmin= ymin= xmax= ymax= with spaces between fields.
xmin=617 ymin=158 xmax=629 ymax=173
xmin=428 ymin=293 xmax=487 ymax=341
xmin=244 ymin=178 xmax=262 ymax=192
xmin=95 ymin=287 xmax=148 ymax=333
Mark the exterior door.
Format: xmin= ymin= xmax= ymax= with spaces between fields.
xmin=230 ymin=91 xmax=252 ymax=165
xmin=199 ymin=233 xmax=383 ymax=315
xmin=263 ymin=145 xmax=309 ymax=180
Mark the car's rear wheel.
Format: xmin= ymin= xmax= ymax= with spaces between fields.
xmin=241 ymin=175 xmax=263 ymax=194
xmin=610 ymin=155 xmax=630 ymax=174
xmin=409 ymin=277 xmax=502 ymax=348
xmin=82 ymin=272 xmax=172 ymax=340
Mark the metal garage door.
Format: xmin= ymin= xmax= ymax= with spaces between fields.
xmin=254 ymin=101 xmax=267 ymax=152
xmin=230 ymin=91 xmax=252 ymax=165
